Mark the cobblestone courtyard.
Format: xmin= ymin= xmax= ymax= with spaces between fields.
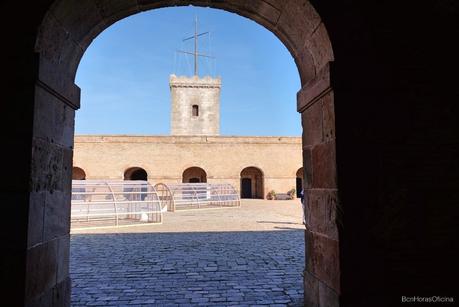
xmin=71 ymin=200 xmax=305 ymax=306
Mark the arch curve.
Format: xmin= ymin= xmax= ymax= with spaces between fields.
xmin=182 ymin=166 xmax=207 ymax=183
xmin=72 ymin=166 xmax=86 ymax=180
xmin=296 ymin=167 xmax=304 ymax=198
xmin=33 ymin=1 xmax=338 ymax=305
xmin=240 ymin=166 xmax=264 ymax=199
xmin=124 ymin=167 xmax=148 ymax=181
xmin=36 ymin=0 xmax=334 ymax=94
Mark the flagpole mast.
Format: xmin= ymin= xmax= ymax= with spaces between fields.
xmin=194 ymin=16 xmax=198 ymax=76
xmin=177 ymin=17 xmax=215 ymax=77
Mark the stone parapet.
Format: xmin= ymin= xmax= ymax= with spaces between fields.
xmin=169 ymin=74 xmax=221 ymax=88
xmin=75 ymin=135 xmax=301 ymax=144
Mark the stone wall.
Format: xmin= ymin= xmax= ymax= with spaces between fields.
xmin=73 ymin=135 xmax=302 ymax=199
xmin=170 ymin=75 xmax=221 ymax=135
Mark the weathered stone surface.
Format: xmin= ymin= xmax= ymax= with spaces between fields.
xmin=53 ymin=277 xmax=71 ymax=307
xmin=312 ymin=140 xmax=337 ymax=188
xmin=276 ymin=0 xmax=321 ymax=52
xmin=321 ymin=91 xmax=335 ymax=142
xmin=319 ymin=280 xmax=339 ymax=307
xmin=170 ymin=75 xmax=221 ymax=136
xmin=304 ymin=22 xmax=334 ymax=72
xmin=94 ymin=0 xmax=138 ymax=18
xmin=34 ymin=85 xmax=76 ymax=148
xmin=297 ymin=63 xmax=331 ymax=112
xmin=50 ymin=0 xmax=104 ymax=44
xmin=30 ymin=139 xmax=64 ymax=193
xmin=303 ymin=269 xmax=319 ymax=307
xmin=207 ymin=0 xmax=282 ymax=28
xmin=302 ymin=99 xmax=323 ymax=146
xmin=27 ymin=288 xmax=53 ymax=307
xmin=35 ymin=15 xmax=82 ymax=108
xmin=27 ymin=192 xmax=46 ymax=248
xmin=301 ymin=90 xmax=335 ymax=144
xmin=261 ymin=0 xmax=288 ymax=11
xmin=237 ymin=0 xmax=282 ymax=26
xmin=44 ymin=191 xmax=71 ymax=241
xmin=93 ymin=0 xmax=139 ymax=30
xmin=302 ymin=147 xmax=313 ymax=189
xmin=57 ymin=235 xmax=70 ymax=283
xmin=62 ymin=148 xmax=73 ymax=190
xmin=304 ymin=189 xmax=339 ymax=240
xmin=25 ymin=240 xmax=58 ymax=301
xmin=305 ymin=230 xmax=340 ymax=292
xmin=37 ymin=58 xmax=81 ymax=110
xmin=295 ymin=47 xmax=317 ymax=85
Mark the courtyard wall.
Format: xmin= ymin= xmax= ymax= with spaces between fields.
xmin=73 ymin=135 xmax=302 ymax=198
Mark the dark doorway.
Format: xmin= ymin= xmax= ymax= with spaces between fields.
xmin=240 ymin=167 xmax=264 ymax=199
xmin=124 ymin=167 xmax=148 ymax=181
xmin=296 ymin=177 xmax=302 ymax=198
xmin=241 ymin=178 xmax=252 ymax=198
xmin=182 ymin=167 xmax=207 ymax=183
xmin=295 ymin=167 xmax=304 ymax=198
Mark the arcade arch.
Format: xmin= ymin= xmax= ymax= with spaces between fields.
xmin=124 ymin=167 xmax=148 ymax=181
xmin=182 ymin=167 xmax=207 ymax=183
xmin=240 ymin=167 xmax=264 ymax=199
xmin=72 ymin=167 xmax=86 ymax=180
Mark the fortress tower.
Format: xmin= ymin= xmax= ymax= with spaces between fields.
xmin=170 ymin=74 xmax=221 ymax=135
xmin=170 ymin=17 xmax=221 ymax=136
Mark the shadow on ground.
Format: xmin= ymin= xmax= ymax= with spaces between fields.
xmin=71 ymin=230 xmax=305 ymax=306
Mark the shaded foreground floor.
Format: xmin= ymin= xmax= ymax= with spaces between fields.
xmin=71 ymin=200 xmax=305 ymax=306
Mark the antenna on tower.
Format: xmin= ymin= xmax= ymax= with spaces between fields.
xmin=177 ymin=16 xmax=215 ymax=76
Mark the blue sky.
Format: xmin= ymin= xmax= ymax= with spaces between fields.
xmin=75 ymin=6 xmax=301 ymax=136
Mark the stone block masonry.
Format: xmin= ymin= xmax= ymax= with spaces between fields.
xmin=170 ymin=74 xmax=221 ymax=136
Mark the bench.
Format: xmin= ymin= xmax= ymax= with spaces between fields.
xmin=274 ymin=193 xmax=292 ymax=200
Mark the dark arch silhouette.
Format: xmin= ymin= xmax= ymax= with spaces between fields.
xmin=124 ymin=167 xmax=148 ymax=181
xmin=72 ymin=167 xmax=86 ymax=180
xmin=182 ymin=167 xmax=207 ymax=183
xmin=296 ymin=167 xmax=304 ymax=198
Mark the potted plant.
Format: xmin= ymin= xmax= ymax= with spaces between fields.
xmin=267 ymin=190 xmax=276 ymax=200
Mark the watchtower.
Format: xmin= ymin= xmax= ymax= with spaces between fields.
xmin=170 ymin=17 xmax=221 ymax=136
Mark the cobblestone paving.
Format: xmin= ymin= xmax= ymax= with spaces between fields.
xmin=71 ymin=200 xmax=305 ymax=306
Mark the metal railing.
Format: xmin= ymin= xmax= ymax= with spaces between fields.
xmin=71 ymin=180 xmax=163 ymax=229
xmin=154 ymin=183 xmax=240 ymax=212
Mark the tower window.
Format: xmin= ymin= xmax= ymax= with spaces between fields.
xmin=192 ymin=105 xmax=199 ymax=117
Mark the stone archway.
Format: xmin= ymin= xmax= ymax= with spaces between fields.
xmin=240 ymin=166 xmax=264 ymax=199
xmin=296 ymin=167 xmax=304 ymax=198
xmin=72 ymin=167 xmax=86 ymax=180
xmin=182 ymin=167 xmax=207 ymax=183
xmin=124 ymin=167 xmax=148 ymax=181
xmin=27 ymin=1 xmax=337 ymax=306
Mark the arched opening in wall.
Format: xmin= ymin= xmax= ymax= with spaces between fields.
xmin=240 ymin=167 xmax=264 ymax=199
xmin=72 ymin=167 xmax=86 ymax=180
xmin=33 ymin=2 xmax=337 ymax=307
xmin=182 ymin=167 xmax=207 ymax=183
xmin=124 ymin=167 xmax=148 ymax=181
xmin=296 ymin=167 xmax=304 ymax=198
